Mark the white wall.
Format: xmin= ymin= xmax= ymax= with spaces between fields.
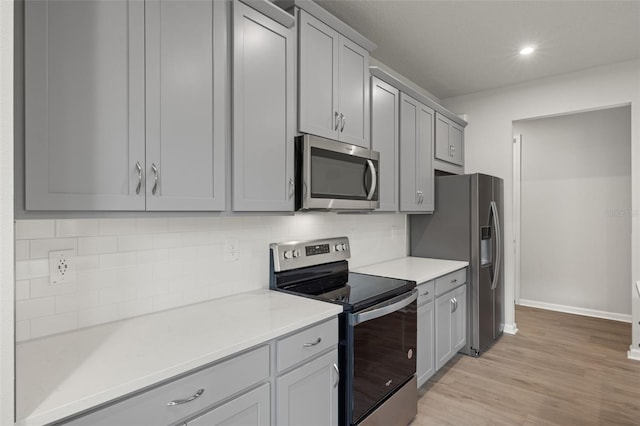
xmin=442 ymin=60 xmax=640 ymax=355
xmin=14 ymin=213 xmax=407 ymax=341
xmin=514 ymin=106 xmax=631 ymax=319
xmin=0 ymin=0 xmax=13 ymax=423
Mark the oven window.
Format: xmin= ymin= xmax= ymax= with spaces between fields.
xmin=310 ymin=148 xmax=376 ymax=200
xmin=352 ymin=301 xmax=417 ymax=424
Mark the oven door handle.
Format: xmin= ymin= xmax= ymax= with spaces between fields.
xmin=350 ymin=289 xmax=418 ymax=326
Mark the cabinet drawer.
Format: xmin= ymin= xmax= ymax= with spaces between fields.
xmin=435 ymin=268 xmax=467 ymax=296
xmin=276 ymin=318 xmax=338 ymax=372
xmin=417 ymin=280 xmax=435 ymax=305
xmin=64 ymin=345 xmax=270 ymax=426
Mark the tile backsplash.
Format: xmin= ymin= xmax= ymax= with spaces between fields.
xmin=15 ymin=213 xmax=407 ymax=341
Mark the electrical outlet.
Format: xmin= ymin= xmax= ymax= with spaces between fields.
xmin=224 ymin=239 xmax=239 ymax=262
xmin=49 ymin=249 xmax=76 ymax=285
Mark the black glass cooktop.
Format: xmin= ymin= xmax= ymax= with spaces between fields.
xmin=272 ymin=260 xmax=415 ymax=312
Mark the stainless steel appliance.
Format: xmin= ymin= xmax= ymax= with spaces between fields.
xmin=295 ymin=134 xmax=380 ymax=211
xmin=269 ymin=237 xmax=417 ymax=426
xmin=410 ymin=173 xmax=504 ymax=356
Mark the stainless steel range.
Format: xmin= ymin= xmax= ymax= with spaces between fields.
xmin=269 ymin=237 xmax=417 ymax=426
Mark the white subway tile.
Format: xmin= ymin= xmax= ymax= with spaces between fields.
xmin=16 ymin=220 xmax=55 ymax=240
xmin=16 ymin=321 xmax=31 ymax=342
xmin=99 ymin=219 xmax=136 ymax=236
xmin=100 ymin=252 xmax=138 ymax=269
xmin=15 ymin=240 xmax=30 ymax=260
xmin=182 ymin=231 xmax=217 ymax=247
xmin=31 ymin=276 xmax=77 ymax=298
xmin=136 ymin=218 xmax=169 ymax=234
xmin=183 ymin=285 xmax=209 ymax=305
xmin=78 ymin=236 xmax=118 ymax=255
xmin=117 ymin=234 xmax=153 ymax=252
xmin=168 ymin=247 xmax=198 ymax=262
xmin=56 ymin=292 xmax=101 ymax=313
xmin=15 ymin=280 xmax=30 ymax=301
xmin=168 ymin=217 xmax=197 ymax=233
xmin=75 ymin=255 xmax=100 ymax=271
xmin=152 ymin=233 xmax=182 ymax=249
xmin=100 ymin=286 xmax=137 ymax=305
xmin=194 ymin=216 xmax=225 ymax=231
xmin=31 ymin=312 xmax=78 ymax=338
xmin=78 ymin=305 xmax=119 ymax=327
xmin=137 ymin=249 xmax=168 ymax=265
xmin=118 ymin=298 xmax=153 ymax=319
xmin=152 ymin=293 xmax=184 ymax=311
xmin=137 ymin=281 xmax=169 ymax=298
xmin=77 ymin=269 xmax=118 ymax=291
xmin=16 ymin=259 xmax=50 ymax=280
xmin=56 ymin=219 xmax=100 ymax=237
xmin=116 ymin=265 xmax=153 ymax=288
xmin=30 ymin=238 xmax=78 ymax=259
xmin=16 ymin=297 xmax=55 ymax=321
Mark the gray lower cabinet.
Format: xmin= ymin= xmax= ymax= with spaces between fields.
xmin=186 ymin=383 xmax=270 ymax=426
xmin=370 ymin=76 xmax=400 ymax=212
xmin=435 ymin=112 xmax=464 ymax=167
xmin=232 ymin=1 xmax=295 ymax=211
xmin=399 ymin=93 xmax=434 ymax=213
xmin=435 ymin=283 xmax=467 ymax=371
xmin=25 ymin=0 xmax=226 ymax=211
xmin=298 ymin=10 xmax=370 ymax=148
xmin=417 ymin=281 xmax=435 ymax=387
xmin=276 ymin=349 xmax=339 ymax=426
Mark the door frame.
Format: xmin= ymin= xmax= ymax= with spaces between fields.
xmin=512 ymin=134 xmax=522 ymax=305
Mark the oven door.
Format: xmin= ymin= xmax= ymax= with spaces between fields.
xmin=297 ymin=134 xmax=379 ymax=210
xmin=350 ymin=289 xmax=417 ymax=424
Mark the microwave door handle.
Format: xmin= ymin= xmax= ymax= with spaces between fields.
xmin=350 ymin=289 xmax=417 ymax=326
xmin=366 ymin=160 xmax=377 ymax=201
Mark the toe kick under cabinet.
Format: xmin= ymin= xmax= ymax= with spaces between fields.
xmin=59 ymin=318 xmax=339 ymax=426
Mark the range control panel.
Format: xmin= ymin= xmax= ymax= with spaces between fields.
xmin=270 ymin=237 xmax=351 ymax=272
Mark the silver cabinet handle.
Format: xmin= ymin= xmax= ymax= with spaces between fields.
xmin=453 ymin=298 xmax=458 ymax=312
xmin=340 ymin=113 xmax=346 ymax=132
xmin=416 ymin=190 xmax=423 ymax=204
xmin=366 ymin=159 xmax=377 ymax=201
xmin=167 ymin=388 xmax=204 ymax=406
xmin=151 ymin=163 xmax=159 ymax=196
xmin=303 ymin=337 xmax=322 ymax=347
xmin=335 ymin=112 xmax=340 ymax=131
xmin=420 ymin=290 xmax=429 ymax=297
xmin=288 ymin=177 xmax=295 ymax=198
xmin=135 ymin=161 xmax=143 ymax=195
xmin=333 ymin=363 xmax=340 ymax=388
xmin=450 ymin=298 xmax=455 ymax=313
xmin=451 ymin=279 xmax=457 ymax=284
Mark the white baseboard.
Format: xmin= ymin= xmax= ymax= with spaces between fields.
xmin=627 ymin=347 xmax=640 ymax=361
xmin=518 ymin=299 xmax=632 ymax=323
xmin=503 ymin=323 xmax=518 ymax=335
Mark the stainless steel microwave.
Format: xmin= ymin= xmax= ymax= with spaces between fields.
xmin=295 ymin=134 xmax=380 ymax=211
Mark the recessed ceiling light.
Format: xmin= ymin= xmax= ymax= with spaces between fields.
xmin=519 ymin=46 xmax=536 ymax=55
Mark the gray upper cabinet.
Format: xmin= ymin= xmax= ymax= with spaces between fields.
xmin=232 ymin=1 xmax=295 ymax=211
xmin=370 ymin=77 xmax=399 ymax=211
xmin=25 ymin=0 xmax=146 ymax=210
xmin=435 ymin=112 xmax=464 ymax=167
xmin=25 ymin=0 xmax=226 ymax=211
xmin=145 ymin=0 xmax=226 ymax=211
xmin=298 ymin=10 xmax=370 ymax=148
xmin=399 ymin=93 xmax=434 ymax=213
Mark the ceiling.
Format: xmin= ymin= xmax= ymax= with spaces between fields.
xmin=317 ymin=0 xmax=640 ymax=99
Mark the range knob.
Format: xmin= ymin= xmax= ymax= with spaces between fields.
xmin=335 ymin=244 xmax=343 ymax=252
xmin=343 ymin=243 xmax=349 ymax=251
xmin=293 ymin=249 xmax=301 ymax=258
xmin=284 ymin=250 xmax=293 ymax=259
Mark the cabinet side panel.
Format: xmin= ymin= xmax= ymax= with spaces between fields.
xmin=399 ymin=95 xmax=417 ymax=212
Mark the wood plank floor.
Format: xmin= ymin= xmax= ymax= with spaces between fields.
xmin=413 ymin=306 xmax=640 ymax=425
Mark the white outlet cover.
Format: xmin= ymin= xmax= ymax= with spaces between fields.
xmin=49 ymin=249 xmax=77 ymax=285
xmin=224 ymin=239 xmax=239 ymax=262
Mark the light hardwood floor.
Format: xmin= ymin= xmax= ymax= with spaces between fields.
xmin=414 ymin=306 xmax=640 ymax=425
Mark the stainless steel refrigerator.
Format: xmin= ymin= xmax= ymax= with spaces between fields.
xmin=410 ymin=173 xmax=504 ymax=356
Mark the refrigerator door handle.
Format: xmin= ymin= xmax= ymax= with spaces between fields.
xmin=490 ymin=200 xmax=501 ymax=290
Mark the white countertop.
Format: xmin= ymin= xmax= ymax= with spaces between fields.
xmin=16 ymin=289 xmax=343 ymax=426
xmin=353 ymin=257 xmax=469 ymax=284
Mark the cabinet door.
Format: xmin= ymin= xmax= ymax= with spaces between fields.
xmin=276 ymin=349 xmax=338 ymax=426
xmin=233 ymin=1 xmax=295 ymax=211
xmin=370 ymin=77 xmax=399 ymax=211
xmin=145 ymin=0 xmax=226 ymax=211
xmin=435 ymin=293 xmax=453 ymax=371
xmin=435 ymin=113 xmax=464 ymax=167
xmin=298 ymin=10 xmax=340 ymax=140
xmin=399 ymin=94 xmax=434 ymax=212
xmin=417 ymin=300 xmax=435 ymax=387
xmin=337 ymin=36 xmax=370 ymax=147
xmin=187 ymin=383 xmax=270 ymax=426
xmin=450 ymin=123 xmax=464 ymax=166
xmin=25 ymin=0 xmax=145 ymax=210
xmin=452 ymin=285 xmax=467 ymax=353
